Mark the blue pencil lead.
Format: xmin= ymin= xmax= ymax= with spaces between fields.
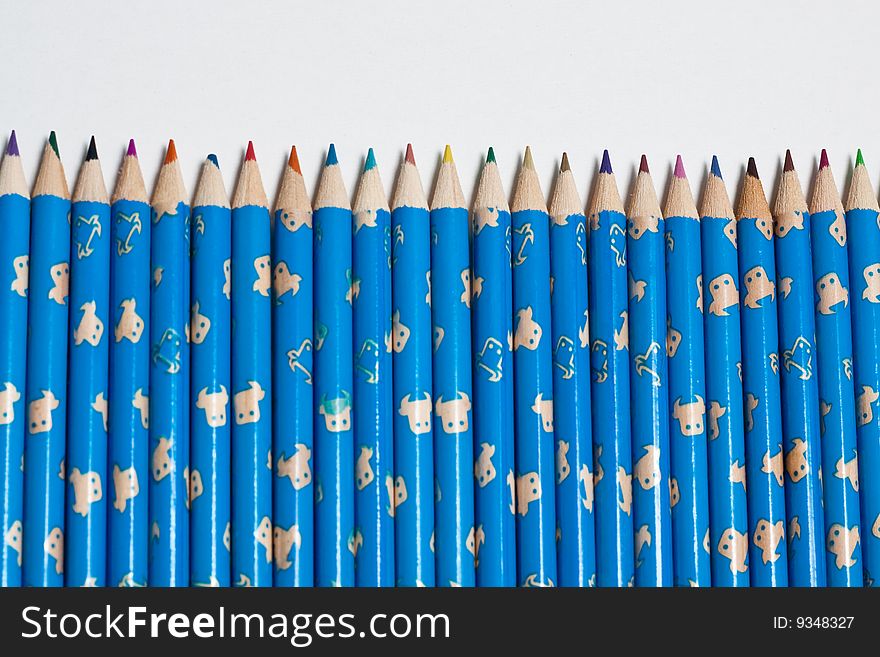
xmin=325 ymin=144 xmax=338 ymax=166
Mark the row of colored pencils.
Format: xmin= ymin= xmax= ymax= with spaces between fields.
xmin=1 ymin=132 xmax=878 ymax=587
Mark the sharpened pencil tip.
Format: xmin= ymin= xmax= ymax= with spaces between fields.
xmin=747 ymin=157 xmax=759 ymax=179
xmin=164 ymin=139 xmax=177 ymax=164
xmin=245 ymin=141 xmax=256 ymax=162
xmin=710 ymin=155 xmax=722 ymax=179
xmin=48 ymin=131 xmax=59 ymax=157
xmin=486 ymin=146 xmax=496 ymax=164
xmin=561 ymin=152 xmax=571 ymax=172
xmin=86 ymin=135 xmax=98 ymax=161
xmin=207 ymin=153 xmax=219 ymax=169
xmin=856 ymin=149 xmax=865 ymax=167
xmin=600 ymin=149 xmax=612 ymax=174
xmin=784 ymin=149 xmax=794 ymax=172
xmin=443 ymin=144 xmax=453 ymax=164
xmin=288 ymin=146 xmax=301 ymax=174
xmin=6 ymin=130 xmax=19 ymax=156
xmin=523 ymin=146 xmax=535 ymax=171
xmin=674 ymin=155 xmax=686 ymax=179
xmin=127 ymin=139 xmax=138 ymax=158
xmin=405 ymin=143 xmax=415 ymax=165
xmin=639 ymin=154 xmax=649 ymax=174
xmin=364 ymin=148 xmax=377 ymax=172
xmin=325 ymin=143 xmax=338 ymax=166
xmin=819 ymin=148 xmax=829 ymax=170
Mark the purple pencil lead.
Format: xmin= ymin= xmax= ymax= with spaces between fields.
xmin=6 ymin=130 xmax=19 ymax=156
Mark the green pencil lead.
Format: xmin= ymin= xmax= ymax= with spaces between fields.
xmin=486 ymin=146 xmax=496 ymax=164
xmin=48 ymin=131 xmax=59 ymax=157
xmin=856 ymin=149 xmax=865 ymax=167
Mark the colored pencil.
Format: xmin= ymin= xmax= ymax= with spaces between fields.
xmin=23 ymin=132 xmax=69 ymax=586
xmin=390 ymin=144 xmax=434 ymax=587
xmin=313 ymin=144 xmax=354 ymax=587
xmin=66 ymin=136 xmax=110 ymax=586
xmin=352 ymin=147 xmax=393 ymax=586
xmin=190 ymin=153 xmax=231 ymax=587
xmin=511 ymin=146 xmax=557 ymax=587
xmin=107 ymin=139 xmax=150 ymax=587
xmin=588 ymin=150 xmax=634 ymax=587
xmin=430 ymin=145 xmax=475 ymax=587
xmin=809 ymin=150 xmax=856 ymax=586
xmin=548 ymin=153 xmax=596 ymax=586
xmin=625 ymin=155 xmax=672 ymax=586
xmin=663 ymin=155 xmax=711 ymax=587
xmin=470 ymin=147 xmax=516 ymax=586
xmin=0 ymin=131 xmax=29 ymax=586
xmin=772 ymin=151 xmax=821 ymax=587
xmin=272 ymin=146 xmax=313 ymax=587
xmin=149 ymin=139 xmax=190 ymax=586
xmin=699 ymin=156 xmax=749 ymax=586
xmin=845 ymin=149 xmax=880 ymax=587
xmin=736 ymin=158 xmax=786 ymax=587
xmin=231 ymin=141 xmax=273 ymax=587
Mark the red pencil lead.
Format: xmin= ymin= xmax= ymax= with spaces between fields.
xmin=819 ymin=148 xmax=829 ymax=170
xmin=246 ymin=140 xmax=256 ymax=162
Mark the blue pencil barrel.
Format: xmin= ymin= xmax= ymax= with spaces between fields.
xmin=664 ymin=214 xmax=711 ymax=587
xmin=512 ymin=206 xmax=557 ymax=587
xmin=107 ymin=196 xmax=150 ymax=587
xmin=549 ymin=205 xmax=596 ymax=586
xmin=774 ymin=192 xmax=822 ymax=592
xmin=23 ymin=191 xmax=69 ymax=586
xmin=231 ymin=203 xmax=272 ymax=587
xmin=149 ymin=197 xmax=190 ymax=586
xmin=191 ymin=200 xmax=231 ymax=587
xmin=430 ymin=203 xmax=475 ymax=587
xmin=589 ymin=203 xmax=634 ymax=587
xmin=352 ymin=202 xmax=393 ymax=587
xmin=391 ymin=203 xmax=434 ymax=587
xmin=847 ymin=184 xmax=880 ymax=587
xmin=272 ymin=179 xmax=314 ymax=587
xmin=626 ymin=191 xmax=672 ymax=587
xmin=700 ymin=211 xmax=749 ymax=586
xmin=0 ymin=188 xmax=29 ymax=586
xmin=812 ymin=203 xmax=858 ymax=586
xmin=737 ymin=211 xmax=787 ymax=587
xmin=313 ymin=199 xmax=354 ymax=587
xmin=471 ymin=189 xmax=515 ymax=586
xmin=66 ymin=197 xmax=110 ymax=586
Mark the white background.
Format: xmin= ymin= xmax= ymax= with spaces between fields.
xmin=1 ymin=0 xmax=877 ymax=206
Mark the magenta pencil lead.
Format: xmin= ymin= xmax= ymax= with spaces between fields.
xmin=674 ymin=154 xmax=686 ymax=178
xmin=126 ymin=139 xmax=138 ymax=158
xmin=819 ymin=148 xmax=830 ymax=170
